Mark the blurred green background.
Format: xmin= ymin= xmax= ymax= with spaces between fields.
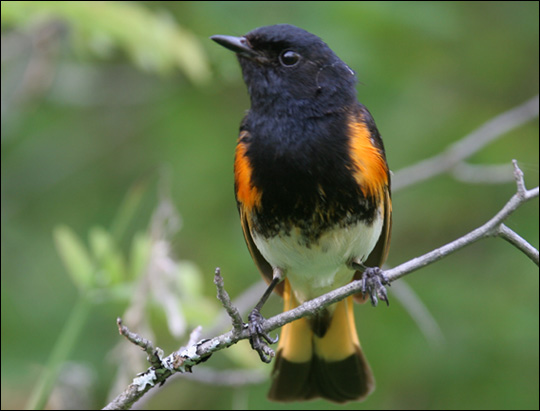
xmin=1 ymin=1 xmax=538 ymax=410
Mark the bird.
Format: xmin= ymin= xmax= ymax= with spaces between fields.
xmin=211 ymin=24 xmax=391 ymax=403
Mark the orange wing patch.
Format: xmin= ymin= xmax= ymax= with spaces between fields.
xmin=235 ymin=132 xmax=262 ymax=210
xmin=348 ymin=118 xmax=388 ymax=200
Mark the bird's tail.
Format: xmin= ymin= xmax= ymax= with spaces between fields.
xmin=268 ymin=279 xmax=374 ymax=403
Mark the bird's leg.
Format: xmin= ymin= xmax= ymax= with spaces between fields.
xmin=247 ymin=267 xmax=283 ymax=363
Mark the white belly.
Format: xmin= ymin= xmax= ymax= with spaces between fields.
xmin=252 ymin=213 xmax=383 ymax=303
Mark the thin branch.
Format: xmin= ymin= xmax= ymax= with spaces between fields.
xmin=386 ymin=162 xmax=539 ymax=282
xmin=102 ymin=377 xmax=155 ymax=410
xmin=496 ymin=224 xmax=539 ymax=265
xmin=217 ymin=276 xmax=446 ymax=350
xmin=451 ymin=162 xmax=514 ymax=184
xmin=214 ymin=267 xmax=244 ymax=334
xmin=203 ymin=279 xmax=268 ymax=339
xmin=513 ymin=158 xmax=527 ymax=195
xmin=186 ymin=326 xmax=203 ymax=347
xmin=103 ymin=161 xmax=538 ymax=410
xmin=392 ymin=95 xmax=539 ymax=191
xmin=116 ymin=318 xmax=162 ymax=369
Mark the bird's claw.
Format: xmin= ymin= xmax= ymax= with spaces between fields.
xmin=361 ymin=267 xmax=390 ymax=307
xmin=247 ymin=309 xmax=278 ymax=363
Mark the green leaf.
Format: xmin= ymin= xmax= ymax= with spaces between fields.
xmin=53 ymin=225 xmax=94 ymax=291
xmin=1 ymin=1 xmax=210 ymax=82
xmin=89 ymin=226 xmax=125 ymax=286
xmin=101 ymin=250 xmax=126 ymax=286
xmin=88 ymin=226 xmax=113 ymax=261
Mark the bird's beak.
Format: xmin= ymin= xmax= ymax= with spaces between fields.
xmin=211 ymin=35 xmax=259 ymax=59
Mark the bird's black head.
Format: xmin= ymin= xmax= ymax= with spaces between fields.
xmin=211 ymin=24 xmax=357 ymax=116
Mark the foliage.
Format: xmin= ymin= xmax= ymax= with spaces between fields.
xmin=1 ymin=1 xmax=210 ymax=81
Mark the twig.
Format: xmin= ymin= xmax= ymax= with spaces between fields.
xmin=214 ymin=268 xmax=244 ymax=334
xmin=386 ymin=161 xmax=539 ymax=281
xmin=451 ymin=162 xmax=514 ymax=184
xmin=103 ymin=161 xmax=538 ymax=410
xmin=392 ymin=95 xmax=539 ymax=191
xmin=496 ymin=224 xmax=539 ymax=265
xmin=102 ymin=376 xmax=156 ymax=411
xmin=204 ymin=279 xmax=268 ymax=337
xmin=116 ymin=318 xmax=162 ymax=369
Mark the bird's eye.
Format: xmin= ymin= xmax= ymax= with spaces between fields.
xmin=279 ymin=50 xmax=301 ymax=67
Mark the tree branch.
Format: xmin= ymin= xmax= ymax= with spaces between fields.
xmin=116 ymin=318 xmax=162 ymax=369
xmin=213 ymin=268 xmax=244 ymax=334
xmin=392 ymin=95 xmax=539 ymax=191
xmin=451 ymin=162 xmax=515 ymax=184
xmin=103 ymin=161 xmax=538 ymax=410
xmin=496 ymin=224 xmax=539 ymax=265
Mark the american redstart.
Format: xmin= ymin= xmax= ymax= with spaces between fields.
xmin=212 ymin=24 xmax=391 ymax=403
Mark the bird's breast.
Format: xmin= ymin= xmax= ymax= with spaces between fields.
xmin=251 ymin=210 xmax=384 ymax=303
